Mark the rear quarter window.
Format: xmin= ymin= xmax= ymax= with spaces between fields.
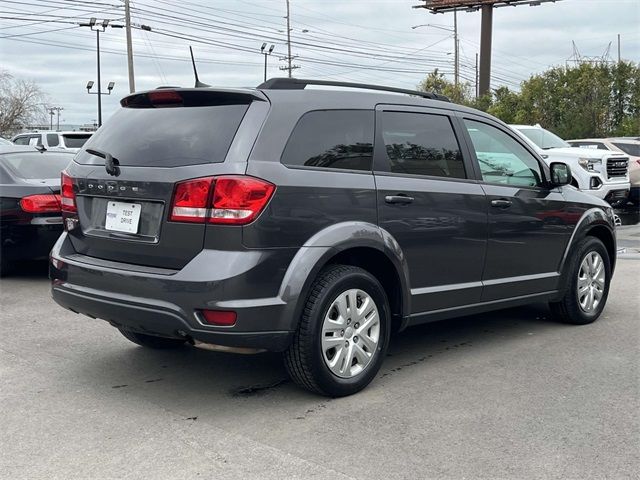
xmin=76 ymin=103 xmax=250 ymax=167
xmin=47 ymin=134 xmax=60 ymax=147
xmin=281 ymin=110 xmax=374 ymax=171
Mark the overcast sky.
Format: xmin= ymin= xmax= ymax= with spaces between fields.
xmin=1 ymin=0 xmax=638 ymax=126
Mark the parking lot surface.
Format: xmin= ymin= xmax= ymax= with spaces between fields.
xmin=1 ymin=255 xmax=638 ymax=479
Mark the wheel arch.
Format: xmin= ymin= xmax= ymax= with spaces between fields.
xmin=585 ymin=224 xmax=616 ymax=273
xmin=277 ymin=222 xmax=411 ymax=332
xmin=559 ymin=208 xmax=617 ymax=276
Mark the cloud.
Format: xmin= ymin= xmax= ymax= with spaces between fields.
xmin=0 ymin=0 xmax=638 ymax=125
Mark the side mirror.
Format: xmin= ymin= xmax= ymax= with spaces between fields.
xmin=549 ymin=162 xmax=571 ymax=187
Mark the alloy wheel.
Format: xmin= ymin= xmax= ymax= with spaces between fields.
xmin=320 ymin=288 xmax=380 ymax=379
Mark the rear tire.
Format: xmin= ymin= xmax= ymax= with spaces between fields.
xmin=118 ymin=328 xmax=186 ymax=349
xmin=284 ymin=264 xmax=390 ymax=397
xmin=549 ymin=237 xmax=611 ymax=325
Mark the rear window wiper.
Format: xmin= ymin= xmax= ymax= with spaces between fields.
xmin=86 ymin=148 xmax=120 ymax=176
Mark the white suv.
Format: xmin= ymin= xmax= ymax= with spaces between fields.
xmin=11 ymin=131 xmax=92 ymax=153
xmin=510 ymin=124 xmax=630 ymax=205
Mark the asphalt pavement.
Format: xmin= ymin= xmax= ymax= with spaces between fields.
xmin=1 ymin=248 xmax=638 ymax=479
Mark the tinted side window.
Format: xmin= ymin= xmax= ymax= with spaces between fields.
xmin=62 ymin=134 xmax=91 ymax=148
xmin=465 ymin=120 xmax=543 ymax=187
xmin=380 ymin=111 xmax=465 ymax=179
xmin=13 ymin=136 xmax=29 ymax=145
xmin=281 ymin=110 xmax=374 ymax=171
xmin=47 ymin=134 xmax=60 ymax=147
xmin=613 ymin=142 xmax=640 ymax=157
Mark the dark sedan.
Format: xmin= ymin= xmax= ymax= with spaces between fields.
xmin=0 ymin=146 xmax=74 ymax=274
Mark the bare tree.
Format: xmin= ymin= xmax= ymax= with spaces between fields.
xmin=0 ymin=71 xmax=48 ymax=137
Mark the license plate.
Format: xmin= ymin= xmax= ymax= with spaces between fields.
xmin=105 ymin=201 xmax=141 ymax=234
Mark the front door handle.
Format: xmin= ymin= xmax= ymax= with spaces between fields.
xmin=385 ymin=194 xmax=414 ymax=205
xmin=491 ymin=198 xmax=512 ymax=209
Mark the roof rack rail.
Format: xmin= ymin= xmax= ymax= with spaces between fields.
xmin=257 ymin=78 xmax=450 ymax=102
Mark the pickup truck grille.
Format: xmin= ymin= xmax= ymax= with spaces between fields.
xmin=606 ymin=158 xmax=628 ymax=178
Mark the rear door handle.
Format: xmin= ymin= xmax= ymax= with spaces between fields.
xmin=490 ymin=198 xmax=512 ymax=209
xmin=385 ymin=195 xmax=414 ymax=205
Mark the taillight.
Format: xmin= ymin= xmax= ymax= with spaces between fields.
xmin=60 ymin=171 xmax=76 ymax=213
xmin=169 ymin=176 xmax=275 ymax=225
xmin=19 ymin=194 xmax=61 ymax=213
xmin=169 ymin=177 xmax=214 ymax=223
xmin=210 ymin=176 xmax=275 ymax=225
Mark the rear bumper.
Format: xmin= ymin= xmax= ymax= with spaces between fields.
xmin=49 ymin=233 xmax=297 ymax=352
xmin=1 ymin=223 xmax=63 ymax=263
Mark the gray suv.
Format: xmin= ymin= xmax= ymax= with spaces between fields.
xmin=50 ymin=79 xmax=617 ymax=396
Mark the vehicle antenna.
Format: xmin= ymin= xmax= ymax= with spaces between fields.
xmin=189 ymin=46 xmax=210 ymax=88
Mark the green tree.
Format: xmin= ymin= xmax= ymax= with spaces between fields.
xmin=417 ymin=62 xmax=640 ymax=139
xmin=417 ymin=68 xmax=473 ymax=105
xmin=487 ymin=87 xmax=521 ymax=124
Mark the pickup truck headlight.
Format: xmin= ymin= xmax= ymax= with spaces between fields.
xmin=578 ymin=157 xmax=602 ymax=172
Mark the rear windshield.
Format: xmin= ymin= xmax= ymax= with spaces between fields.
xmin=62 ymin=134 xmax=91 ymax=148
xmin=1 ymin=152 xmax=73 ymax=179
xmin=75 ymin=104 xmax=249 ymax=167
xmin=613 ymin=142 xmax=640 ymax=157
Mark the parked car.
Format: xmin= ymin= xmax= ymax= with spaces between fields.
xmin=0 ymin=137 xmax=12 ymax=145
xmin=510 ymin=125 xmax=630 ymax=206
xmin=12 ymin=131 xmax=93 ymax=152
xmin=50 ymin=79 xmax=618 ymax=396
xmin=567 ymin=137 xmax=640 ymax=206
xmin=0 ymin=146 xmax=74 ymax=274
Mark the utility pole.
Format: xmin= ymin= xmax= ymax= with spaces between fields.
xmin=617 ymin=34 xmax=621 ymax=63
xmin=279 ymin=0 xmax=299 ymax=76
xmin=48 ymin=107 xmax=63 ymax=130
xmin=453 ymin=10 xmax=459 ymax=88
xmin=475 ymin=53 xmax=479 ymax=98
xmin=124 ymin=0 xmax=135 ymax=93
xmin=286 ymin=0 xmax=292 ymax=77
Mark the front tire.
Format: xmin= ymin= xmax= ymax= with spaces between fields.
xmin=549 ymin=237 xmax=611 ymax=325
xmin=284 ymin=265 xmax=391 ymax=397
xmin=118 ymin=328 xmax=186 ymax=349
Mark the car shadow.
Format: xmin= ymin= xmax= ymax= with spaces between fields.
xmin=68 ymin=302 xmax=565 ymax=416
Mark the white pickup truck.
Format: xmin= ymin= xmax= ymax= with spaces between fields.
xmin=510 ymin=124 xmax=630 ymax=205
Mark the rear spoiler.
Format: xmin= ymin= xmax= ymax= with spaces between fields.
xmin=121 ymin=88 xmax=267 ymax=108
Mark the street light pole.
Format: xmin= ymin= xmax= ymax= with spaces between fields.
xmin=80 ymin=18 xmax=121 ymax=127
xmin=96 ymin=28 xmax=102 ymax=127
xmin=411 ymin=23 xmax=458 ymax=88
xmin=261 ymin=43 xmax=275 ymax=82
